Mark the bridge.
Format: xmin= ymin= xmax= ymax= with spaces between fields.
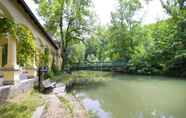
xmin=69 ymin=62 xmax=128 ymax=72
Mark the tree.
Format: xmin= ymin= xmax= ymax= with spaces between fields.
xmin=108 ymin=0 xmax=141 ymax=61
xmin=160 ymin=0 xmax=186 ymax=76
xmin=39 ymin=0 xmax=93 ymax=69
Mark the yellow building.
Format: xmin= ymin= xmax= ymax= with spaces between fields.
xmin=0 ymin=0 xmax=62 ymax=85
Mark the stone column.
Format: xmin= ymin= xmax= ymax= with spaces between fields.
xmin=0 ymin=46 xmax=3 ymax=77
xmin=3 ymin=37 xmax=19 ymax=85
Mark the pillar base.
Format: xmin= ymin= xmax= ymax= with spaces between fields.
xmin=3 ymin=65 xmax=20 ymax=85
xmin=3 ymin=80 xmax=14 ymax=85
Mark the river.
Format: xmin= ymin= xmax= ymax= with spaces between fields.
xmin=75 ymin=73 xmax=186 ymax=118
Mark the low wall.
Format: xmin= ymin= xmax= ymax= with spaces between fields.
xmin=0 ymin=78 xmax=37 ymax=103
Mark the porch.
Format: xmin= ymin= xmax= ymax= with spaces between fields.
xmin=0 ymin=36 xmax=37 ymax=86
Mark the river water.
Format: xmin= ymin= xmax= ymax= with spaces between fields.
xmin=75 ymin=73 xmax=186 ymax=118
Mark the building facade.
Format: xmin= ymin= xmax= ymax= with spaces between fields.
xmin=0 ymin=0 xmax=62 ymax=85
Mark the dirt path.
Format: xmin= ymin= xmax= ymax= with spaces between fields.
xmin=42 ymin=83 xmax=89 ymax=118
xmin=43 ymin=94 xmax=71 ymax=118
xmin=63 ymin=94 xmax=89 ymax=118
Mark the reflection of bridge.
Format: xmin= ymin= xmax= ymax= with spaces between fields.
xmin=70 ymin=62 xmax=128 ymax=72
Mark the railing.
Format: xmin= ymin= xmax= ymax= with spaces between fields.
xmin=70 ymin=62 xmax=128 ymax=72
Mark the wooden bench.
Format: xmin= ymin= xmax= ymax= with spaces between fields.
xmin=41 ymin=79 xmax=56 ymax=92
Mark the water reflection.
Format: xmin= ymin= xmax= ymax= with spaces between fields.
xmin=75 ymin=74 xmax=186 ymax=118
xmin=77 ymin=92 xmax=176 ymax=118
xmin=76 ymin=93 xmax=112 ymax=118
xmin=131 ymin=111 xmax=175 ymax=118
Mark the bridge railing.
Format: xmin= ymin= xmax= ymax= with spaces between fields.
xmin=70 ymin=61 xmax=128 ymax=72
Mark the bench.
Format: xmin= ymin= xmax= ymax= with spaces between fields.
xmin=41 ymin=79 xmax=56 ymax=92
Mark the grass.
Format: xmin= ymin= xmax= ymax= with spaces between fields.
xmin=51 ymin=71 xmax=111 ymax=92
xmin=0 ymin=90 xmax=44 ymax=118
xmin=88 ymin=111 xmax=99 ymax=118
xmin=53 ymin=71 xmax=111 ymax=84
xmin=59 ymin=96 xmax=74 ymax=118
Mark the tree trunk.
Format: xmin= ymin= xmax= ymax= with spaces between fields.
xmin=60 ymin=3 xmax=65 ymax=71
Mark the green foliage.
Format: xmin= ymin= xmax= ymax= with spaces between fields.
xmin=56 ymin=71 xmax=110 ymax=87
xmin=39 ymin=0 xmax=94 ymax=68
xmin=43 ymin=48 xmax=49 ymax=66
xmin=59 ymin=97 xmax=74 ymax=117
xmin=45 ymin=57 xmax=62 ymax=79
xmin=0 ymin=18 xmax=36 ymax=67
xmin=68 ymin=42 xmax=86 ymax=64
xmin=0 ymin=90 xmax=43 ymax=118
xmin=86 ymin=0 xmax=186 ymax=77
xmin=45 ymin=70 xmax=54 ymax=79
xmin=16 ymin=24 xmax=36 ymax=66
xmin=0 ymin=18 xmax=16 ymax=37
xmin=38 ymin=0 xmax=186 ymax=77
xmin=36 ymin=47 xmax=50 ymax=67
xmin=166 ymin=54 xmax=186 ymax=77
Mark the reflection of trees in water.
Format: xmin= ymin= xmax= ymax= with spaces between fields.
xmin=77 ymin=93 xmax=112 ymax=118
xmin=133 ymin=111 xmax=174 ymax=118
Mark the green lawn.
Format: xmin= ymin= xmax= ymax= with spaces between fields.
xmin=0 ymin=90 xmax=44 ymax=118
xmin=52 ymin=71 xmax=111 ymax=85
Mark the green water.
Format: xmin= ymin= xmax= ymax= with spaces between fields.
xmin=76 ymin=74 xmax=186 ymax=118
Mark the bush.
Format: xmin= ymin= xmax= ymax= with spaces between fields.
xmin=166 ymin=54 xmax=186 ymax=77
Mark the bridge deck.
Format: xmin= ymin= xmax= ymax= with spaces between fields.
xmin=70 ymin=62 xmax=128 ymax=72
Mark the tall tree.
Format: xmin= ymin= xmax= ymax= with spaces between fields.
xmin=108 ymin=0 xmax=141 ymax=61
xmin=39 ymin=0 xmax=93 ymax=69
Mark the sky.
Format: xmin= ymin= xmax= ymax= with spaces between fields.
xmin=92 ymin=0 xmax=169 ymax=25
xmin=25 ymin=0 xmax=45 ymax=24
xmin=26 ymin=0 xmax=169 ymax=25
xmin=91 ymin=0 xmax=118 ymax=25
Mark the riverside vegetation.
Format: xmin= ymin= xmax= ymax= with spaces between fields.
xmin=52 ymin=71 xmax=111 ymax=91
xmin=38 ymin=0 xmax=186 ymax=78
xmin=37 ymin=1 xmax=186 ymax=117
xmin=0 ymin=90 xmax=44 ymax=118
xmin=1 ymin=0 xmax=185 ymax=117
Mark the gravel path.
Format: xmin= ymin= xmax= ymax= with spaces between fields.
xmin=41 ymin=83 xmax=88 ymax=118
xmin=43 ymin=94 xmax=71 ymax=118
xmin=64 ymin=95 xmax=88 ymax=118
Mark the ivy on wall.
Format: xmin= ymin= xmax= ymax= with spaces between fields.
xmin=0 ymin=18 xmax=53 ymax=69
xmin=35 ymin=47 xmax=50 ymax=67
xmin=0 ymin=18 xmax=16 ymax=37
xmin=16 ymin=24 xmax=36 ymax=66
xmin=0 ymin=18 xmax=36 ymax=67
xmin=43 ymin=48 xmax=49 ymax=66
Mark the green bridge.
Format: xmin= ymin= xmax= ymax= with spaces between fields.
xmin=70 ymin=62 xmax=128 ymax=72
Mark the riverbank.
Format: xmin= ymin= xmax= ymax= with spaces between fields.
xmin=0 ymin=85 xmax=89 ymax=118
xmin=52 ymin=71 xmax=111 ymax=92
xmin=49 ymin=71 xmax=186 ymax=118
xmin=43 ymin=89 xmax=89 ymax=118
xmin=52 ymin=70 xmax=185 ymax=89
xmin=0 ymin=90 xmax=44 ymax=118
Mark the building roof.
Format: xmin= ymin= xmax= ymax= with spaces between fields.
xmin=17 ymin=0 xmax=59 ymax=49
